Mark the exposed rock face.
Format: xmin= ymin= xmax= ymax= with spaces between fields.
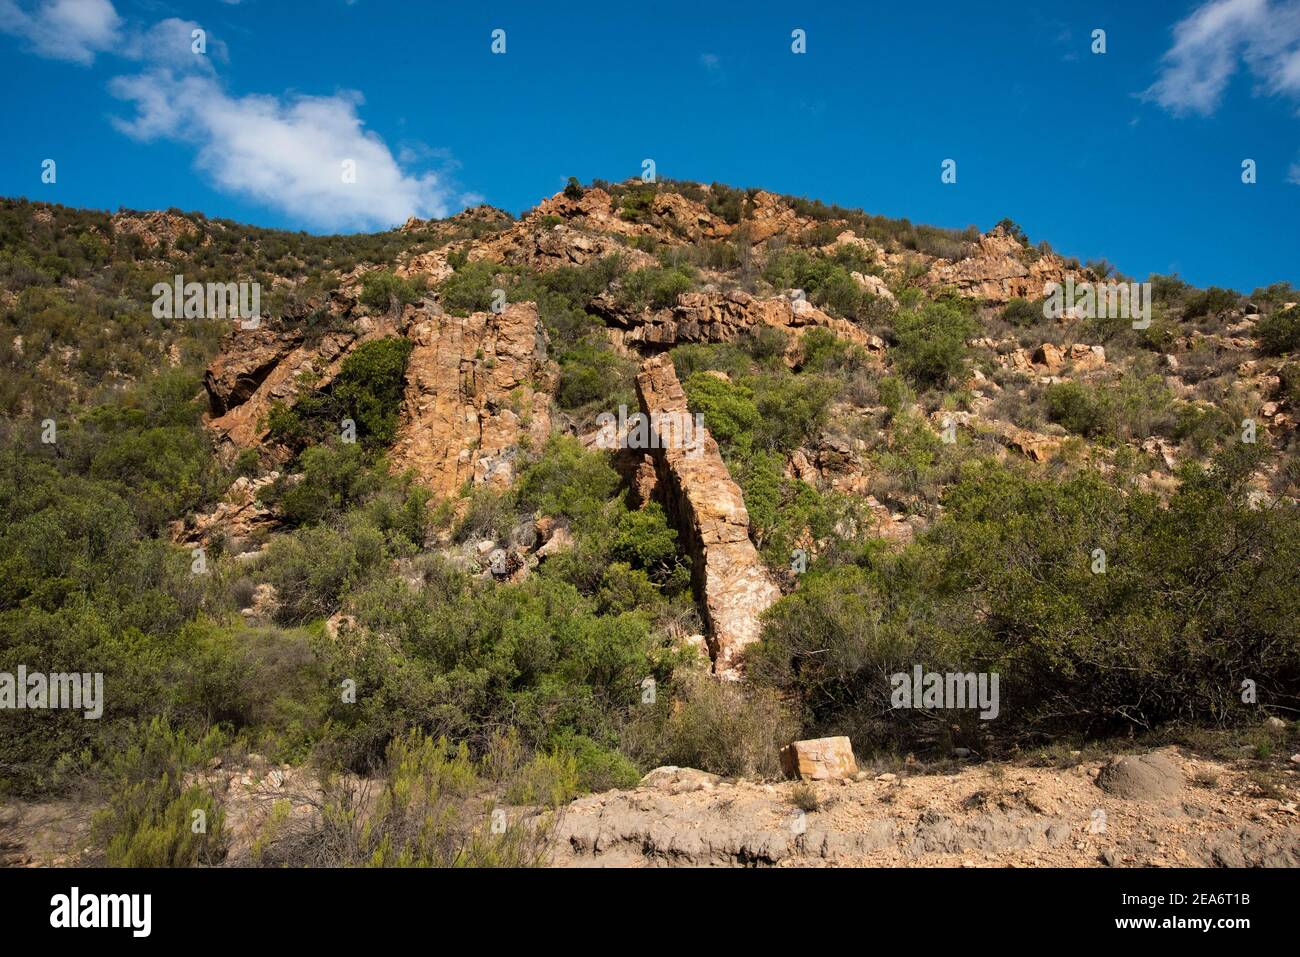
xmin=923 ymin=226 xmax=1086 ymax=304
xmin=635 ymin=354 xmax=780 ymax=678
xmin=171 ymin=472 xmax=281 ymax=550
xmin=478 ymin=221 xmax=653 ymax=273
xmin=781 ymin=737 xmax=859 ymax=781
xmin=388 ymin=302 xmax=556 ymax=498
xmin=206 ymin=326 xmax=360 ymax=452
xmin=110 ymin=210 xmax=206 ymax=250
xmin=599 ymin=289 xmax=885 ymax=357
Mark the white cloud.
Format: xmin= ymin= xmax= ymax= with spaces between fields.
xmin=1 ymin=2 xmax=474 ymax=229
xmin=1144 ymin=0 xmax=1300 ymax=115
xmin=0 ymin=0 xmax=121 ymax=64
xmin=120 ymin=17 xmax=228 ymax=71
xmin=110 ymin=69 xmax=459 ymax=230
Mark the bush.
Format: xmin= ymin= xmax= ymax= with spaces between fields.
xmin=267 ymin=336 xmax=413 ymax=452
xmin=438 ymin=260 xmax=502 ymax=315
xmin=752 ymin=453 xmax=1300 ymax=747
xmin=279 ymin=731 xmax=546 ymax=867
xmin=1256 ymin=306 xmax=1300 ymax=356
xmin=259 ymin=516 xmax=387 ymax=623
xmin=682 ymin=372 xmax=761 ymax=452
xmin=359 ymin=270 xmax=425 ymax=311
xmin=557 ymin=337 xmax=635 ymax=409
xmin=1045 ymin=382 xmax=1106 ymax=438
xmin=505 ymin=751 xmax=582 ymax=806
xmin=890 ymin=300 xmax=978 ymax=389
xmin=1001 ymin=297 xmax=1043 ymax=328
xmin=620 ymin=263 xmax=697 ymax=309
xmin=92 ymin=719 xmax=227 ymax=867
xmin=623 ymin=672 xmax=797 ymax=778
xmin=1183 ymin=286 xmax=1240 ymax=320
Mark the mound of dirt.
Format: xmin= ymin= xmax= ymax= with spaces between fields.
xmin=1095 ymin=752 xmax=1184 ymax=801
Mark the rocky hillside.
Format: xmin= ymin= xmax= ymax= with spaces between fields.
xmin=1 ymin=181 xmax=1297 ymax=867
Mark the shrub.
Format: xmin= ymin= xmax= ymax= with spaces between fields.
xmin=682 ymin=372 xmax=761 ymax=452
xmin=753 ymin=453 xmax=1300 ymax=747
xmin=515 ymin=435 xmax=620 ymax=531
xmin=1045 ymin=381 xmax=1106 ymax=438
xmin=259 ymin=515 xmax=387 ymax=623
xmin=267 ymin=337 xmax=413 ymax=453
xmin=890 ymin=300 xmax=978 ymax=389
xmin=359 ymin=270 xmax=425 ymax=311
xmin=1183 ymin=286 xmax=1240 ymax=320
xmin=623 ymin=672 xmax=797 ymax=778
xmin=438 ymin=260 xmax=501 ymax=315
xmin=504 ymin=751 xmax=582 ymax=806
xmin=279 ymin=731 xmax=547 ymax=867
xmin=620 ymin=263 xmax=697 ymax=309
xmin=1001 ymin=297 xmax=1043 ymax=328
xmin=611 ymin=502 xmax=689 ymax=590
xmin=557 ymin=337 xmax=635 ymax=409
xmin=92 ymin=719 xmax=227 ymax=867
xmin=1256 ymin=305 xmax=1300 ymax=356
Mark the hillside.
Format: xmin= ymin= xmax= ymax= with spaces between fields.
xmin=1 ymin=180 xmax=1297 ymax=868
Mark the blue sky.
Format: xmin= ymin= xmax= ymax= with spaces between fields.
xmin=2 ymin=0 xmax=1299 ymax=292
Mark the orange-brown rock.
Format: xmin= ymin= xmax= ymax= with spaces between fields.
xmin=171 ymin=472 xmax=282 ymax=549
xmin=600 ymin=289 xmax=884 ymax=357
xmin=780 ymin=736 xmax=859 ymax=781
xmin=1067 ymin=343 xmax=1106 ymax=372
xmin=110 ymin=210 xmax=206 ymax=250
xmin=635 ymin=354 xmax=780 ymax=679
xmin=923 ymin=226 xmax=1087 ymax=304
xmin=1032 ymin=342 xmax=1066 ymax=373
xmin=388 ymin=302 xmax=556 ymax=498
xmin=206 ymin=326 xmax=360 ymax=451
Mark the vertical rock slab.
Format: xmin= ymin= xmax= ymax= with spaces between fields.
xmin=389 ymin=302 xmax=555 ymax=499
xmin=635 ymin=354 xmax=780 ymax=679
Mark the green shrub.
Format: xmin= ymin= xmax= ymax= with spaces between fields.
xmin=682 ymin=372 xmax=761 ymax=452
xmin=557 ymin=337 xmax=635 ymax=409
xmin=1183 ymin=286 xmax=1240 ymax=320
xmin=1001 ymin=297 xmax=1043 ymax=327
xmin=620 ymin=264 xmax=697 ymax=309
xmin=359 ymin=270 xmax=425 ymax=311
xmin=259 ymin=515 xmax=387 ymax=623
xmin=92 ymin=719 xmax=227 ymax=867
xmin=1256 ymin=306 xmax=1300 ymax=356
xmin=504 ymin=751 xmax=582 ymax=806
xmin=624 ymin=673 xmax=797 ymax=778
xmin=438 ymin=260 xmax=501 ymax=315
xmin=288 ymin=731 xmax=546 ymax=867
xmin=890 ymin=300 xmax=978 ymax=389
xmin=267 ymin=337 xmax=413 ymax=452
xmin=1045 ymin=381 xmax=1106 ymax=437
xmin=752 ymin=452 xmax=1300 ymax=746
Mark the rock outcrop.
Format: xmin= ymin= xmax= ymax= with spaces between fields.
xmin=600 ymin=289 xmax=885 ymax=357
xmin=206 ymin=325 xmax=362 ymax=452
xmin=923 ymin=226 xmax=1087 ymax=304
xmin=388 ymin=302 xmax=556 ymax=498
xmin=635 ymin=354 xmax=780 ymax=678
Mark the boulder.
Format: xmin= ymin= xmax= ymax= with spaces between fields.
xmin=1032 ymin=342 xmax=1066 ymax=373
xmin=639 ymin=766 xmax=721 ymax=794
xmin=781 ymin=736 xmax=859 ymax=781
